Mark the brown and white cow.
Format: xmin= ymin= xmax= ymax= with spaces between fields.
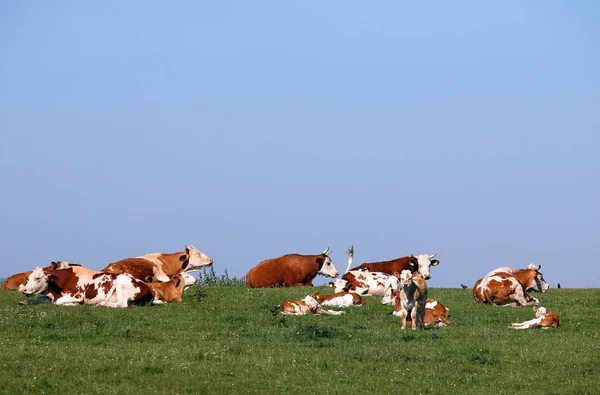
xmin=473 ymin=264 xmax=548 ymax=307
xmin=333 ymin=271 xmax=390 ymax=296
xmin=396 ymin=270 xmax=428 ymax=330
xmin=278 ymin=295 xmax=345 ymax=315
xmin=508 ymin=306 xmax=560 ymax=329
xmin=102 ymin=245 xmax=213 ymax=283
xmin=1 ymin=261 xmax=79 ymax=291
xmin=245 ymin=248 xmax=339 ymax=288
xmin=312 ymin=291 xmax=364 ymax=307
xmin=348 ymin=247 xmax=440 ymax=279
xmin=146 ymin=274 xmax=186 ymax=304
xmin=21 ymin=266 xmax=153 ymax=307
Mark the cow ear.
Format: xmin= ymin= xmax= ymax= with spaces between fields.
xmin=178 ymin=254 xmax=186 ymax=262
xmin=430 ymin=260 xmax=440 ymax=266
xmin=175 ymin=278 xmax=182 ymax=287
xmin=316 ymin=256 xmax=324 ymax=269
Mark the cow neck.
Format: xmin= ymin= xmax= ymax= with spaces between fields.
xmin=46 ymin=269 xmax=72 ymax=300
xmin=157 ymin=252 xmax=188 ymax=276
xmin=510 ymin=269 xmax=534 ymax=288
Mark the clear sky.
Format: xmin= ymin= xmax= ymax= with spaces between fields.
xmin=1 ymin=2 xmax=598 ymax=288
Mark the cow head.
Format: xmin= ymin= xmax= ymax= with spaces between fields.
xmin=331 ymin=278 xmax=348 ymax=293
xmin=316 ymin=248 xmax=339 ymax=278
xmin=399 ymin=270 xmax=413 ymax=287
xmin=21 ymin=267 xmax=51 ymax=296
xmin=182 ymin=245 xmax=213 ymax=271
xmin=380 ymin=274 xmax=399 ymax=305
xmin=181 ymin=271 xmax=198 ymax=289
xmin=303 ymin=295 xmax=320 ymax=311
xmin=533 ymin=306 xmax=547 ymax=317
xmin=524 ymin=264 xmax=549 ymax=293
xmin=408 ymin=251 xmax=439 ymax=279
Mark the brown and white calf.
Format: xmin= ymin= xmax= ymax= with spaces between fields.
xmin=333 ymin=271 xmax=391 ymax=296
xmin=146 ymin=273 xmax=195 ymax=304
xmin=278 ymin=296 xmax=345 ymax=316
xmin=21 ymin=266 xmax=153 ymax=307
xmin=396 ymin=270 xmax=428 ymax=330
xmin=508 ymin=306 xmax=560 ymax=329
xmin=312 ymin=291 xmax=364 ymax=307
xmin=473 ymin=264 xmax=548 ymax=307
xmin=2 ymin=261 xmax=79 ymax=291
xmin=103 ymin=245 xmax=213 ymax=283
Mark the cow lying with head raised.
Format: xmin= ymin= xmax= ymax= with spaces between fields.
xmin=246 ymin=248 xmax=339 ymax=288
xmin=21 ymin=266 xmax=153 ymax=307
xmin=347 ymin=246 xmax=439 ymax=279
xmin=2 ymin=261 xmax=80 ymax=292
xmin=103 ymin=245 xmax=213 ymax=283
xmin=508 ymin=306 xmax=560 ymax=329
xmin=396 ymin=270 xmax=428 ymax=330
xmin=312 ymin=291 xmax=364 ymax=307
xmin=473 ymin=264 xmax=549 ymax=307
xmin=278 ymin=295 xmax=345 ymax=315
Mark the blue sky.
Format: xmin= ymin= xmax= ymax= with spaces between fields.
xmin=1 ymin=2 xmax=598 ymax=287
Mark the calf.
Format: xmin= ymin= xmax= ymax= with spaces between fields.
xmin=278 ymin=296 xmax=345 ymax=315
xmin=21 ymin=266 xmax=153 ymax=307
xmin=147 ymin=274 xmax=186 ymax=304
xmin=473 ymin=264 xmax=548 ymax=307
xmin=334 ymin=271 xmax=391 ymax=296
xmin=397 ymin=270 xmax=428 ymax=330
xmin=508 ymin=306 xmax=560 ymax=329
xmin=312 ymin=291 xmax=364 ymax=307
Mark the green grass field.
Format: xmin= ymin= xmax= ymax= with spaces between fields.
xmin=0 ymin=286 xmax=598 ymax=394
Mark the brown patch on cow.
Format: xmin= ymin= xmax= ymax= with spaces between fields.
xmin=101 ymin=258 xmax=156 ymax=282
xmin=245 ymin=253 xmax=324 ymax=288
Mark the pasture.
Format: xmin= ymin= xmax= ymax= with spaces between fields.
xmin=0 ymin=286 xmax=598 ymax=394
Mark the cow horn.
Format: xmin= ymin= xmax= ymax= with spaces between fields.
xmin=409 ymin=253 xmax=415 ymax=258
xmin=321 ymin=247 xmax=331 ymax=256
xmin=429 ymin=251 xmax=438 ymax=259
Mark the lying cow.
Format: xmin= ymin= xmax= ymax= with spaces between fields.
xmin=146 ymin=274 xmax=186 ymax=304
xmin=332 ymin=271 xmax=390 ymax=296
xmin=246 ymin=248 xmax=339 ymax=287
xmin=312 ymin=291 xmax=364 ymax=307
xmin=21 ymin=266 xmax=153 ymax=307
xmin=508 ymin=306 xmax=560 ymax=329
xmin=278 ymin=295 xmax=345 ymax=315
xmin=2 ymin=261 xmax=80 ymax=291
xmin=348 ymin=245 xmax=440 ymax=279
xmin=103 ymin=245 xmax=213 ymax=283
xmin=473 ymin=264 xmax=548 ymax=307
xmin=396 ymin=270 xmax=428 ymax=330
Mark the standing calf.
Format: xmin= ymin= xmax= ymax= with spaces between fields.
xmin=397 ymin=270 xmax=428 ymax=330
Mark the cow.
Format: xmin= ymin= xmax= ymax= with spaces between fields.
xmin=348 ymin=247 xmax=440 ymax=279
xmin=2 ymin=261 xmax=79 ymax=292
xmin=396 ymin=270 xmax=428 ymax=330
xmin=473 ymin=264 xmax=549 ymax=307
xmin=146 ymin=274 xmax=187 ymax=304
xmin=278 ymin=295 xmax=345 ymax=315
xmin=245 ymin=248 xmax=339 ymax=288
xmin=312 ymin=291 xmax=364 ymax=307
xmin=102 ymin=245 xmax=213 ymax=283
xmin=21 ymin=266 xmax=154 ymax=307
xmin=333 ymin=271 xmax=390 ymax=296
xmin=508 ymin=306 xmax=560 ymax=329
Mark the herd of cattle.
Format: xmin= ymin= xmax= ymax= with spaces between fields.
xmin=1 ymin=245 xmax=559 ymax=329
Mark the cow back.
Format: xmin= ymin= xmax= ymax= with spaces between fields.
xmin=102 ymin=258 xmax=157 ymax=282
xmin=246 ymin=254 xmax=320 ymax=288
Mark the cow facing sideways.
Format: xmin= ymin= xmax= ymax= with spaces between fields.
xmin=146 ymin=274 xmax=187 ymax=304
xmin=278 ymin=295 xmax=345 ymax=316
xmin=102 ymin=245 xmax=213 ymax=283
xmin=1 ymin=261 xmax=80 ymax=292
xmin=348 ymin=246 xmax=439 ymax=279
xmin=396 ymin=270 xmax=428 ymax=330
xmin=508 ymin=306 xmax=560 ymax=330
xmin=21 ymin=266 xmax=153 ymax=307
xmin=473 ymin=264 xmax=549 ymax=307
xmin=312 ymin=291 xmax=364 ymax=307
xmin=333 ymin=271 xmax=390 ymax=296
xmin=245 ymin=248 xmax=338 ymax=288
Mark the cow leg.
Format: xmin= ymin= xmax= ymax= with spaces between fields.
xmin=410 ymin=308 xmax=418 ymax=330
xmin=54 ymin=295 xmax=82 ymax=306
xmin=399 ymin=309 xmax=407 ymax=329
xmin=509 ymin=317 xmax=541 ymax=329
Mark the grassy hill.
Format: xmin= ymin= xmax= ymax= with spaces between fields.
xmin=0 ymin=286 xmax=598 ymax=394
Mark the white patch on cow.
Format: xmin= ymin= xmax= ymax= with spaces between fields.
xmin=319 ymin=294 xmax=354 ymax=308
xmin=425 ymin=300 xmax=438 ymax=309
xmin=181 ymin=271 xmax=198 ymax=289
xmin=317 ymin=255 xmax=339 ymax=278
xmin=332 ymin=279 xmax=348 ymax=293
xmin=185 ymin=245 xmax=213 ymax=270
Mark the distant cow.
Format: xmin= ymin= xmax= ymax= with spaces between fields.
xmin=312 ymin=291 xmax=364 ymax=307
xmin=348 ymin=247 xmax=439 ymax=279
xmin=246 ymin=248 xmax=339 ymax=288
xmin=2 ymin=261 xmax=80 ymax=291
xmin=396 ymin=270 xmax=428 ymax=330
xmin=278 ymin=295 xmax=344 ymax=315
xmin=473 ymin=264 xmax=548 ymax=307
xmin=103 ymin=245 xmax=213 ymax=283
xmin=508 ymin=306 xmax=560 ymax=329
xmin=21 ymin=266 xmax=153 ymax=307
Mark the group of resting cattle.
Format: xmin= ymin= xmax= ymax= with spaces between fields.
xmin=246 ymin=247 xmax=560 ymax=330
xmin=2 ymin=244 xmax=559 ymax=329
